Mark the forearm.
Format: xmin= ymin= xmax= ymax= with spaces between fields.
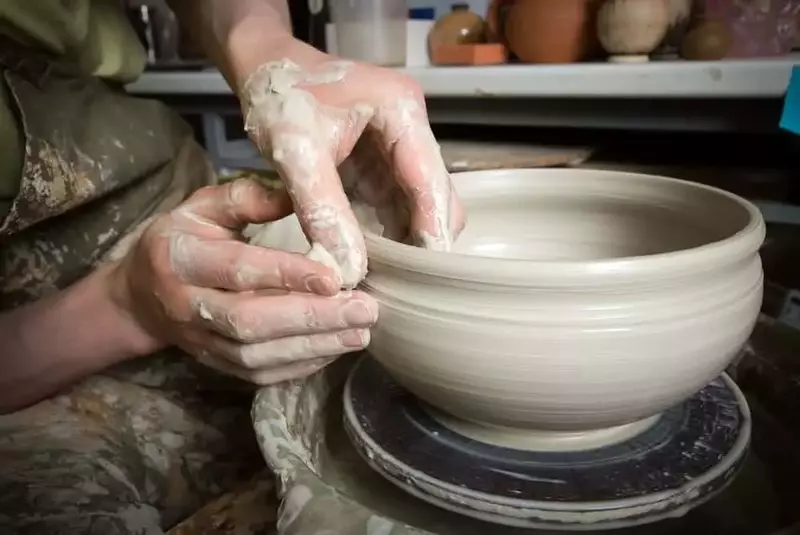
xmin=167 ymin=0 xmax=309 ymax=91
xmin=0 ymin=264 xmax=157 ymax=413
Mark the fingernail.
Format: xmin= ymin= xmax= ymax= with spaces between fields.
xmin=343 ymin=300 xmax=377 ymax=326
xmin=339 ymin=329 xmax=370 ymax=348
xmin=305 ymin=275 xmax=336 ymax=295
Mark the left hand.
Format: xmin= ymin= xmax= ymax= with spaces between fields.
xmin=238 ymin=38 xmax=466 ymax=287
xmin=111 ymin=179 xmax=378 ymax=385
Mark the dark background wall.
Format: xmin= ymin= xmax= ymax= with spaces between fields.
xmin=289 ymin=1 xmax=328 ymax=51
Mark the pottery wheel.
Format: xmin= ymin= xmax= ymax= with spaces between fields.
xmin=343 ymin=356 xmax=751 ymax=531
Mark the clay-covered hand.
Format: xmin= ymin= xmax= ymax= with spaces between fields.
xmin=111 ymin=179 xmax=378 ymax=384
xmin=239 ymin=39 xmax=466 ymax=288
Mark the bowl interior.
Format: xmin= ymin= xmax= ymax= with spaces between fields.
xmin=447 ymin=171 xmax=753 ymax=262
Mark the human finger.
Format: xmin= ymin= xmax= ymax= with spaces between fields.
xmin=169 ymin=236 xmax=340 ymax=294
xmin=189 ymin=288 xmax=378 ymax=343
xmin=207 ymin=328 xmax=370 ymax=370
xmin=269 ymin=130 xmax=368 ymax=289
xmin=195 ymin=349 xmax=338 ymax=385
xmin=371 ymin=100 xmax=463 ymax=249
xmin=177 ymin=178 xmax=294 ymax=231
xmin=249 ymin=355 xmax=338 ymax=385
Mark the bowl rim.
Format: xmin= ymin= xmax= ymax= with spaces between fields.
xmin=363 ymin=168 xmax=766 ymax=288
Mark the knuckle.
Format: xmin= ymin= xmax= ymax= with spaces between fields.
xmin=163 ymin=302 xmax=185 ymax=324
xmin=299 ymin=300 xmax=323 ymax=331
xmin=139 ymin=216 xmax=164 ymax=243
xmin=216 ymin=264 xmax=244 ymax=291
xmin=274 ymin=257 xmax=294 ymax=291
xmin=224 ymin=305 xmax=262 ymax=342
xmin=138 ymin=221 xmax=170 ymax=261
xmin=270 ymin=134 xmax=317 ymax=176
xmin=214 ymin=262 xmax=239 ymax=292
xmin=161 ymin=288 xmax=193 ymax=324
xmin=383 ymin=68 xmax=414 ymax=91
xmin=234 ymin=344 xmax=262 ymax=369
xmin=277 ymin=334 xmax=313 ymax=361
xmin=401 ymin=78 xmax=425 ymax=101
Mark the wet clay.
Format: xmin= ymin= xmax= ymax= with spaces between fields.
xmin=427 ymin=408 xmax=660 ymax=452
xmin=240 ymin=59 xmax=367 ymax=288
xmin=362 ymin=169 xmax=764 ymax=447
xmin=245 ymin=208 xmax=383 ymax=289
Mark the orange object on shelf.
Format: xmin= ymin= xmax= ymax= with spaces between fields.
xmin=428 ymin=3 xmax=487 ymax=49
xmin=487 ymin=0 xmax=602 ymax=63
xmin=429 ymin=43 xmax=508 ymax=65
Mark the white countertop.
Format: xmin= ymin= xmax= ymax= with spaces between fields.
xmin=127 ymin=55 xmax=798 ymax=98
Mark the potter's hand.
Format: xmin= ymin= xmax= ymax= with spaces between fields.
xmin=111 ymin=179 xmax=378 ymax=385
xmin=239 ymin=39 xmax=466 ymax=288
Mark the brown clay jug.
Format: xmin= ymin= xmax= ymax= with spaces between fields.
xmin=429 ymin=3 xmax=487 ymax=50
xmin=488 ymin=0 xmax=601 ymax=63
xmin=680 ymin=16 xmax=732 ymax=60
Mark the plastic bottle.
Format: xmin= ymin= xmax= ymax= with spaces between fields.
xmin=329 ymin=0 xmax=408 ymax=66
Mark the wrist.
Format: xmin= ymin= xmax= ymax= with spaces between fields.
xmin=0 ymin=264 xmax=160 ymax=412
xmin=102 ymin=262 xmax=165 ymax=358
xmin=169 ymin=0 xmax=306 ymax=92
xmin=225 ymin=26 xmax=324 ymax=93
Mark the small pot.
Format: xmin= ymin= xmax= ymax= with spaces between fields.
xmin=488 ymin=0 xmax=602 ymax=63
xmin=681 ymin=15 xmax=733 ymax=60
xmin=428 ymin=3 xmax=487 ymax=49
xmin=597 ymin=0 xmax=671 ymax=62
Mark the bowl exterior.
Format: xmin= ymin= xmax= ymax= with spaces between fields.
xmin=363 ymin=170 xmax=765 ymax=432
xmin=365 ymin=258 xmax=762 ymax=431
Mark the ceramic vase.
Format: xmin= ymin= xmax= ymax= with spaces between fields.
xmin=428 ymin=3 xmax=486 ymax=49
xmin=487 ymin=0 xmax=602 ymax=63
xmin=597 ymin=0 xmax=671 ymax=62
xmin=680 ymin=15 xmax=733 ymax=60
xmin=363 ymin=169 xmax=764 ymax=451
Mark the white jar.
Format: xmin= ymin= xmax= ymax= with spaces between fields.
xmin=329 ymin=0 xmax=408 ymax=66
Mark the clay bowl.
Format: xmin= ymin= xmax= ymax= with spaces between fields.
xmin=363 ymin=169 xmax=764 ymax=451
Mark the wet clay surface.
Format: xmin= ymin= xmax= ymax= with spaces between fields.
xmin=319 ymin=386 xmax=783 ymax=535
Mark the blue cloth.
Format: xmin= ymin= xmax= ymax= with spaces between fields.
xmin=780 ymin=66 xmax=800 ymax=134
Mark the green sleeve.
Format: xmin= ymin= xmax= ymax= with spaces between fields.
xmin=0 ymin=0 xmax=146 ymax=83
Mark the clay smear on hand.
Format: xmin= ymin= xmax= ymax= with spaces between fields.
xmin=240 ymin=59 xmax=366 ymax=288
xmin=240 ymin=59 xmax=457 ymax=288
xmin=371 ymin=96 xmax=454 ymax=251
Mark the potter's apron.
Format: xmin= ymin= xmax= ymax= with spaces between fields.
xmin=0 ymin=33 xmax=208 ymax=309
xmin=0 ymin=36 xmax=269 ymax=535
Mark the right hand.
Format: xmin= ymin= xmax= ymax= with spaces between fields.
xmin=111 ymin=178 xmax=378 ymax=384
xmin=239 ymin=40 xmax=466 ymax=288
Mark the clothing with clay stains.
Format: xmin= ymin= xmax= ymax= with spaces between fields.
xmin=0 ymin=33 xmax=273 ymax=535
xmin=0 ymin=0 xmax=147 ymax=219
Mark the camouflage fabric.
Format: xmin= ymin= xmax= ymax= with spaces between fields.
xmin=166 ymin=472 xmax=278 ymax=534
xmin=0 ymin=39 xmax=274 ymax=534
xmin=0 ymin=33 xmax=204 ymax=309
